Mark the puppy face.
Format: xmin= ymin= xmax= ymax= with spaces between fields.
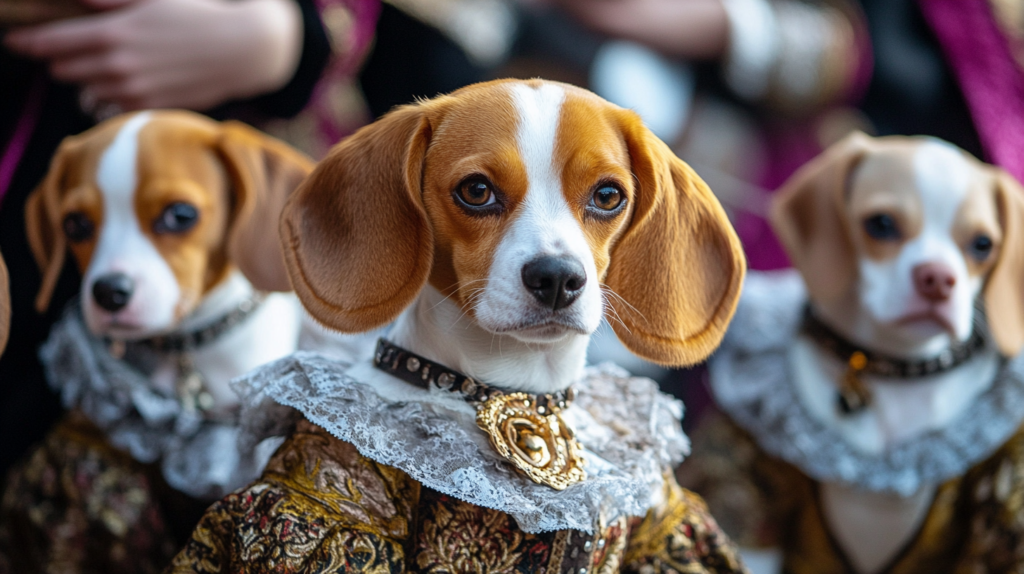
xmin=420 ymin=83 xmax=634 ymax=342
xmin=282 ymin=79 xmax=746 ymax=366
xmin=773 ymin=133 xmax=1024 ymax=355
xmin=847 ymin=142 xmax=1000 ymax=342
xmin=27 ymin=111 xmax=313 ymax=339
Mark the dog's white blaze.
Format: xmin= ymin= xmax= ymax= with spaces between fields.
xmin=474 ymin=83 xmax=604 ymax=338
xmin=858 ymin=140 xmax=979 ymax=343
xmin=85 ymin=112 xmax=182 ymax=336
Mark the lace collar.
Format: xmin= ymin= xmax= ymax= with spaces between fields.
xmin=709 ymin=270 xmax=1024 ymax=495
xmin=232 ymin=352 xmax=690 ymax=534
xmin=39 ymin=305 xmax=281 ymax=500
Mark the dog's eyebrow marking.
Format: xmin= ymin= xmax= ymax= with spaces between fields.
xmin=511 ymin=83 xmax=565 ymax=203
xmin=97 ymin=112 xmax=151 ymax=203
xmin=914 ymin=140 xmax=971 ymax=235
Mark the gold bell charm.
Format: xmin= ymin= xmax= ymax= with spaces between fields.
xmin=837 ymin=351 xmax=871 ymax=415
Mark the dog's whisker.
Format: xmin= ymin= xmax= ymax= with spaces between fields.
xmin=602 ymin=297 xmax=633 ymax=335
xmin=429 ymin=280 xmax=484 ymax=312
xmin=600 ymin=284 xmax=645 ymax=327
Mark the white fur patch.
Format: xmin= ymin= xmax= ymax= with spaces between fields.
xmin=84 ymin=112 xmax=183 ymax=338
xmin=474 ymin=83 xmax=604 ymax=340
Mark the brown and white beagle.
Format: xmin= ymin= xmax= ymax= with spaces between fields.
xmin=282 ymin=78 xmax=747 ymax=396
xmin=751 ymin=133 xmax=1024 ymax=573
xmin=26 ymin=110 xmax=314 ymax=413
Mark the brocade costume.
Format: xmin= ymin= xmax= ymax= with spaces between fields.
xmin=167 ymin=355 xmax=748 ymax=573
xmin=678 ymin=270 xmax=1024 ymax=573
xmin=0 ymin=307 xmax=283 ymax=574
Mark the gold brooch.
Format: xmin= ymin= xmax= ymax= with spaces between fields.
xmin=373 ymin=339 xmax=587 ymax=490
xmin=476 ymin=393 xmax=585 ymax=490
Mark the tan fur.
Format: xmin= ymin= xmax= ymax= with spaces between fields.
xmin=25 ymin=111 xmax=313 ymax=314
xmin=603 ymin=108 xmax=746 ymax=366
xmin=771 ymin=131 xmax=872 ymax=304
xmin=0 ymin=250 xmax=9 ymax=356
xmin=282 ymin=79 xmax=745 ymax=367
xmin=986 ymin=172 xmax=1024 ymax=355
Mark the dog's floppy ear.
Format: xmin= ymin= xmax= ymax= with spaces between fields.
xmin=25 ymin=137 xmax=77 ymax=313
xmin=217 ymin=121 xmax=316 ymax=292
xmin=985 ymin=171 xmax=1024 ymax=356
xmin=771 ymin=131 xmax=871 ymax=303
xmin=281 ymin=104 xmax=433 ymax=333
xmin=604 ymin=111 xmax=746 ymax=367
xmin=0 ymin=249 xmax=9 ymax=356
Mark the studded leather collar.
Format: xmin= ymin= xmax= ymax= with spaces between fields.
xmin=801 ymin=306 xmax=987 ymax=379
xmin=372 ymin=338 xmax=577 ymax=411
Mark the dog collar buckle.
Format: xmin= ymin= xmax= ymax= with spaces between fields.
xmin=374 ymin=338 xmax=587 ymax=490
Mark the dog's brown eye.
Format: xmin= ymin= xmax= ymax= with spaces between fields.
xmin=455 ymin=178 xmax=497 ymax=208
xmin=591 ymin=185 xmax=624 ymax=211
xmin=863 ymin=214 xmax=900 ymax=240
xmin=63 ymin=212 xmax=95 ymax=243
xmin=154 ymin=202 xmax=199 ymax=234
xmin=970 ymin=234 xmax=994 ymax=260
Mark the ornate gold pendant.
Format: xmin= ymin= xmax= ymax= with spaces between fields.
xmin=837 ymin=351 xmax=872 ymax=415
xmin=476 ymin=392 xmax=586 ymax=490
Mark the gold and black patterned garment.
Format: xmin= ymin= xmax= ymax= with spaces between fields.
xmin=167 ymin=418 xmax=747 ymax=574
xmin=0 ymin=412 xmax=209 ymax=574
xmin=678 ymin=414 xmax=1024 ymax=574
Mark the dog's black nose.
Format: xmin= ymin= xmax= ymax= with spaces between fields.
xmin=521 ymin=256 xmax=587 ymax=311
xmin=92 ymin=273 xmax=134 ymax=312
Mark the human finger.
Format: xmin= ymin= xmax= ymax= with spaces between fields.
xmin=4 ymin=15 xmax=122 ymax=58
xmin=49 ymin=52 xmax=135 ymax=83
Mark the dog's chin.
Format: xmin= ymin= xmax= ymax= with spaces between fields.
xmin=84 ymin=308 xmax=179 ymax=342
xmin=488 ymin=318 xmax=592 ymax=344
xmin=886 ymin=310 xmax=967 ymax=345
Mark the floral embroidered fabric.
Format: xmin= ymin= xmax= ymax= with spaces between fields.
xmin=167 ymin=419 xmax=747 ymax=574
xmin=231 ymin=352 xmax=691 ymax=534
xmin=709 ymin=269 xmax=1024 ymax=495
xmin=39 ymin=305 xmax=281 ymax=500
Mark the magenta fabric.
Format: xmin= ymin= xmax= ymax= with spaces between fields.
xmin=920 ymin=0 xmax=1024 ymax=183
xmin=0 ymin=74 xmax=46 ymax=210
xmin=311 ymin=0 xmax=381 ymax=145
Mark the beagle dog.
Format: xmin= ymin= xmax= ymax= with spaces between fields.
xmin=26 ymin=110 xmax=311 ymax=414
xmin=775 ymin=133 xmax=1022 ymax=454
xmin=771 ymin=134 xmax=1024 ymax=572
xmin=286 ymin=80 xmax=745 ymax=393
xmin=687 ymin=133 xmax=1024 ymax=574
xmin=0 ymin=111 xmax=320 ymax=573
xmin=166 ymin=78 xmax=749 ymax=573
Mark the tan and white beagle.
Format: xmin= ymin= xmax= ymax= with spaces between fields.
xmin=759 ymin=133 xmax=1024 ymax=573
xmin=283 ymin=78 xmax=746 ymax=397
xmin=26 ymin=109 xmax=313 ymax=414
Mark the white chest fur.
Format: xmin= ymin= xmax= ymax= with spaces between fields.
xmin=148 ymin=272 xmax=302 ymax=414
xmin=789 ymin=337 xmax=999 ymax=573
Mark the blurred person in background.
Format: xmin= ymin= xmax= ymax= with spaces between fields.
xmin=0 ymin=0 xmax=378 ymax=479
xmin=550 ymin=0 xmax=871 ymax=271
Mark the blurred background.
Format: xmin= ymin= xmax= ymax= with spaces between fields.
xmin=0 ymin=0 xmax=1017 ymax=477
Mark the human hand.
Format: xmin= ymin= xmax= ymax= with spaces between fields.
xmin=4 ymin=0 xmax=303 ymax=111
xmin=550 ymin=0 xmax=729 ymax=60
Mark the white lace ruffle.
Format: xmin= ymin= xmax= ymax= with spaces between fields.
xmin=709 ymin=269 xmax=1024 ymax=495
xmin=39 ymin=305 xmax=281 ymax=500
xmin=232 ymin=353 xmax=690 ymax=534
